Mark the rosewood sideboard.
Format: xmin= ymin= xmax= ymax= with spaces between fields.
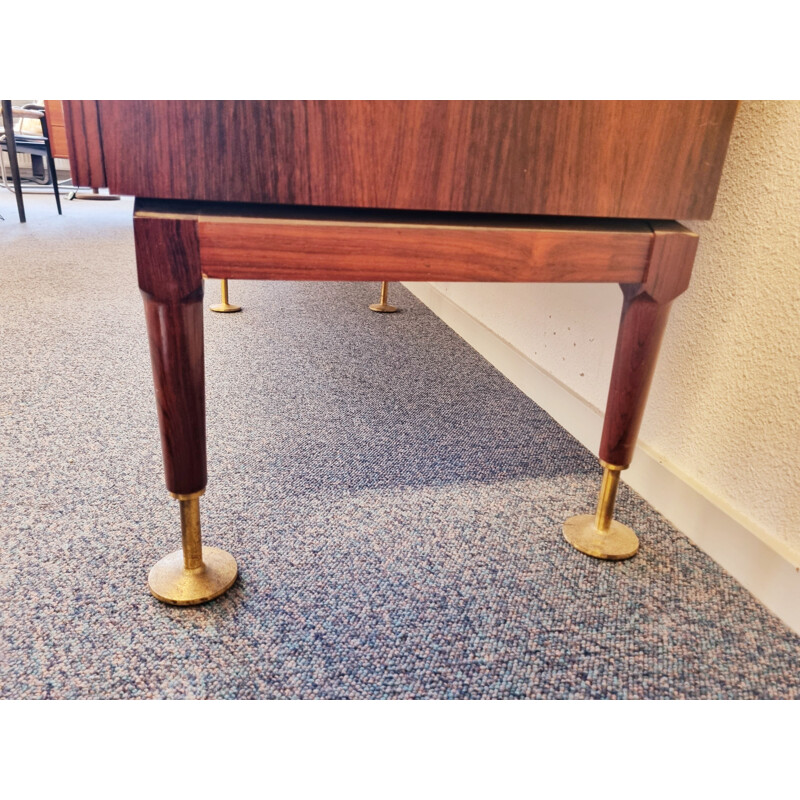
xmin=63 ymin=101 xmax=738 ymax=605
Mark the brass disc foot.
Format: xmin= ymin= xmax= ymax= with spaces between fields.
xmin=370 ymin=281 xmax=398 ymax=313
xmin=148 ymin=546 xmax=238 ymax=605
xmin=369 ymin=302 xmax=398 ymax=313
xmin=210 ymin=279 xmax=242 ymax=313
xmin=563 ymin=515 xmax=639 ymax=561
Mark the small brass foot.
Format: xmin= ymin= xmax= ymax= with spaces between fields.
xmin=563 ymin=515 xmax=639 ymax=560
xmin=563 ymin=462 xmax=639 ymax=560
xmin=369 ymin=281 xmax=398 ymax=313
xmin=148 ymin=547 xmax=238 ymax=605
xmin=210 ymin=279 xmax=242 ymax=313
xmin=148 ymin=491 xmax=238 ymax=605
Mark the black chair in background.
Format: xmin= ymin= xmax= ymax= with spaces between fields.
xmin=1 ymin=100 xmax=62 ymax=223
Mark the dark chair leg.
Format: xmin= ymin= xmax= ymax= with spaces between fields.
xmin=2 ymin=100 xmax=26 ymax=223
xmin=40 ymin=114 xmax=62 ymax=215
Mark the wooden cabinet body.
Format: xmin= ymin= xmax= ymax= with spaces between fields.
xmin=64 ymin=101 xmax=736 ymax=219
xmin=61 ymin=100 xmax=739 ymax=591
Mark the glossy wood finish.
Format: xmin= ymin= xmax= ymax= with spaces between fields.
xmin=640 ymin=221 xmax=700 ymax=303
xmin=600 ymin=290 xmax=672 ymax=468
xmin=599 ymin=223 xmax=699 ymax=468
xmin=44 ymin=98 xmax=64 ymax=126
xmin=62 ymin=100 xmax=106 ymax=188
xmin=199 ymin=218 xmax=651 ymax=283
xmin=134 ymin=200 xmax=653 ymax=283
xmin=134 ymin=216 xmax=206 ymax=495
xmin=131 ymin=200 xmax=700 ymax=477
xmin=67 ymin=101 xmax=737 ymax=219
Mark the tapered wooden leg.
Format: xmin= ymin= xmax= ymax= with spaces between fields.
xmin=563 ymin=288 xmax=671 ymax=559
xmin=599 ymin=287 xmax=672 ymax=470
xmin=564 ymin=222 xmax=699 ymax=559
xmin=140 ymin=289 xmax=208 ymax=493
xmin=134 ymin=209 xmax=237 ymax=604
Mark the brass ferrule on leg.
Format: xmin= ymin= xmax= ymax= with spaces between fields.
xmin=220 ymin=279 xmax=230 ymax=305
xmin=149 ymin=487 xmax=238 ymax=605
xmin=380 ymin=281 xmax=389 ymax=304
xmin=594 ymin=462 xmax=623 ymax=533
xmin=178 ymin=496 xmax=204 ymax=571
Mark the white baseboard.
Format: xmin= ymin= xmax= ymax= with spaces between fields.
xmin=402 ymin=281 xmax=800 ymax=636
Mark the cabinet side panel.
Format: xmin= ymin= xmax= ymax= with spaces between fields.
xmin=62 ymin=100 xmax=106 ymax=188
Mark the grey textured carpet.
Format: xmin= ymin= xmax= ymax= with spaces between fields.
xmin=2 ymin=192 xmax=800 ymax=699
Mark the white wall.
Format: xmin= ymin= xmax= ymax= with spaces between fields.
xmin=406 ymin=100 xmax=800 ymax=558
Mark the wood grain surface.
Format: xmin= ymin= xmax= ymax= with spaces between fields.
xmin=599 ymin=288 xmax=672 ymax=468
xmin=67 ymin=101 xmax=737 ymax=219
xmin=195 ymin=212 xmax=654 ymax=283
xmin=134 ymin=216 xmax=206 ymax=495
xmin=62 ymin=100 xmax=106 ymax=188
xmin=43 ymin=100 xmax=69 ymax=160
xmin=639 ymin=221 xmax=700 ymax=303
xmin=598 ymin=224 xmax=699 ymax=467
